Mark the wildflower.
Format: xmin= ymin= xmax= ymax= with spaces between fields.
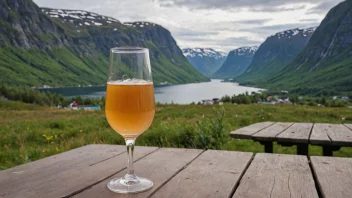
xmin=80 ymin=130 xmax=83 ymax=133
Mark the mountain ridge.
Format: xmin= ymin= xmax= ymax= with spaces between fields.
xmin=0 ymin=1 xmax=208 ymax=86
xmin=212 ymin=46 xmax=258 ymax=79
xmin=236 ymin=27 xmax=316 ymax=83
xmin=262 ymin=0 xmax=352 ymax=93
xmin=182 ymin=48 xmax=226 ymax=77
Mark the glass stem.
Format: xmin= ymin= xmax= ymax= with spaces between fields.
xmin=126 ymin=139 xmax=135 ymax=175
xmin=124 ymin=139 xmax=139 ymax=184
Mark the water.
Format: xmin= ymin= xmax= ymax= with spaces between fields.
xmin=40 ymin=79 xmax=263 ymax=104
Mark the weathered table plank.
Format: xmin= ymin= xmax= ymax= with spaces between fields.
xmin=0 ymin=145 xmax=158 ymax=198
xmin=311 ymin=156 xmax=352 ymax=198
xmin=74 ymin=148 xmax=203 ymax=198
xmin=151 ymin=150 xmax=253 ymax=198
xmin=328 ymin=124 xmax=352 ymax=146
xmin=311 ymin=124 xmax=352 ymax=155
xmin=276 ymin=123 xmax=313 ymax=143
xmin=311 ymin=124 xmax=352 ymax=146
xmin=310 ymin=123 xmax=331 ymax=145
xmin=345 ymin=124 xmax=352 ymax=130
xmin=234 ymin=153 xmax=318 ymax=198
xmin=277 ymin=123 xmax=313 ymax=155
xmin=230 ymin=122 xmax=275 ymax=139
xmin=252 ymin=122 xmax=293 ymax=141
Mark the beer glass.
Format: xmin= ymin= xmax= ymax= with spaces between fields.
xmin=105 ymin=47 xmax=155 ymax=193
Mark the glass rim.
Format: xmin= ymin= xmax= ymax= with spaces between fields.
xmin=111 ymin=47 xmax=148 ymax=54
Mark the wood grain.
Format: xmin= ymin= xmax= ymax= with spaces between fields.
xmin=311 ymin=124 xmax=352 ymax=146
xmin=311 ymin=156 xmax=352 ymax=198
xmin=0 ymin=145 xmax=157 ymax=198
xmin=344 ymin=124 xmax=352 ymax=130
xmin=151 ymin=150 xmax=253 ymax=198
xmin=310 ymin=123 xmax=331 ymax=145
xmin=74 ymin=148 xmax=203 ymax=198
xmin=233 ymin=153 xmax=318 ymax=198
xmin=252 ymin=122 xmax=294 ymax=141
xmin=276 ymin=123 xmax=313 ymax=143
xmin=328 ymin=124 xmax=352 ymax=146
xmin=230 ymin=122 xmax=275 ymax=139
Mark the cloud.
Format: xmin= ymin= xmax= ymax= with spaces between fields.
xmin=233 ymin=19 xmax=272 ymax=25
xmin=307 ymin=0 xmax=344 ymax=14
xmin=157 ymin=0 xmax=322 ymax=12
xmin=172 ymin=29 xmax=219 ymax=37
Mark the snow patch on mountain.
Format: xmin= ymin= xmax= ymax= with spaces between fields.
xmin=123 ymin=21 xmax=157 ymax=28
xmin=231 ymin=46 xmax=258 ymax=56
xmin=182 ymin=48 xmax=227 ymax=59
xmin=273 ymin=27 xmax=316 ymax=39
xmin=42 ymin=8 xmax=120 ymax=27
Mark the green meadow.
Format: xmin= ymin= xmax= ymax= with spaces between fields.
xmin=1 ymin=100 xmax=352 ymax=170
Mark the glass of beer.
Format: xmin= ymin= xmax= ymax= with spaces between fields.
xmin=105 ymin=47 xmax=155 ymax=193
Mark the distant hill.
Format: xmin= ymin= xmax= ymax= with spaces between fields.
xmin=0 ymin=1 xmax=208 ymax=86
xmin=212 ymin=46 xmax=258 ymax=79
xmin=263 ymin=0 xmax=352 ymax=94
xmin=182 ymin=48 xmax=226 ymax=77
xmin=236 ymin=27 xmax=316 ymax=83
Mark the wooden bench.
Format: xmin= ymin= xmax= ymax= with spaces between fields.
xmin=231 ymin=122 xmax=352 ymax=156
xmin=1 ymin=144 xmax=351 ymax=197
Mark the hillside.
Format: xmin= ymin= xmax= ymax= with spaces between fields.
xmin=212 ymin=46 xmax=257 ymax=79
xmin=236 ymin=27 xmax=315 ymax=83
xmin=182 ymin=48 xmax=226 ymax=77
xmin=0 ymin=0 xmax=208 ymax=87
xmin=264 ymin=0 xmax=352 ymax=94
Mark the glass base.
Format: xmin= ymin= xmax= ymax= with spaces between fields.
xmin=107 ymin=176 xmax=153 ymax=194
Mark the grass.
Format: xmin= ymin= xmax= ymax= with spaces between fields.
xmin=1 ymin=100 xmax=352 ymax=170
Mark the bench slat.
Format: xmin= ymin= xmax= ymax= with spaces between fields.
xmin=151 ymin=150 xmax=253 ymax=198
xmin=230 ymin=122 xmax=275 ymax=139
xmin=311 ymin=156 xmax=352 ymax=198
xmin=310 ymin=123 xmax=331 ymax=145
xmin=73 ymin=148 xmax=203 ymax=198
xmin=276 ymin=123 xmax=313 ymax=143
xmin=233 ymin=153 xmax=318 ymax=198
xmin=311 ymin=124 xmax=352 ymax=146
xmin=252 ymin=122 xmax=294 ymax=141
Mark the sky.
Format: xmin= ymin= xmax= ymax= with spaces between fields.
xmin=33 ymin=0 xmax=344 ymax=53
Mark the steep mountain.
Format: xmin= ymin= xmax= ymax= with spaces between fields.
xmin=0 ymin=0 xmax=208 ymax=87
xmin=182 ymin=48 xmax=226 ymax=77
xmin=212 ymin=46 xmax=258 ymax=79
xmin=264 ymin=0 xmax=352 ymax=93
xmin=236 ymin=27 xmax=316 ymax=82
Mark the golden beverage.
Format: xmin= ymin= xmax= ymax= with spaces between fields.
xmin=105 ymin=82 xmax=155 ymax=139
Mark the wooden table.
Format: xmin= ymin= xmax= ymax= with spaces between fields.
xmin=230 ymin=122 xmax=352 ymax=156
xmin=1 ymin=144 xmax=352 ymax=198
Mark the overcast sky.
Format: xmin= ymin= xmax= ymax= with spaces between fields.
xmin=33 ymin=0 xmax=344 ymax=53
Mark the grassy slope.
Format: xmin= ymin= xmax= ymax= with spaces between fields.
xmin=1 ymin=100 xmax=352 ymax=170
xmin=0 ymin=47 xmax=108 ymax=86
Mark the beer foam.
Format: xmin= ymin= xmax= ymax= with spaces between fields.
xmin=107 ymin=79 xmax=153 ymax=85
